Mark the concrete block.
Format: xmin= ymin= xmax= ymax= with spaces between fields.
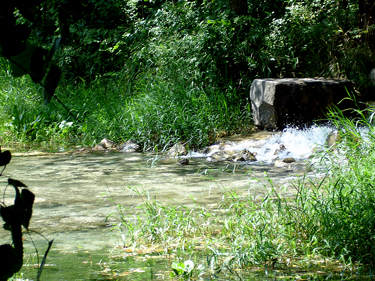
xmin=250 ymin=78 xmax=353 ymax=130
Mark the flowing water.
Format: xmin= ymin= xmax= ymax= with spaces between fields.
xmin=0 ymin=126 xmax=334 ymax=280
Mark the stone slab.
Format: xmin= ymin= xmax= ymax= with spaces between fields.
xmin=250 ymin=78 xmax=354 ymax=130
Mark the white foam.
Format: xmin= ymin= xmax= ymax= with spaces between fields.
xmin=191 ymin=125 xmax=335 ymax=163
xmin=253 ymin=125 xmax=332 ymax=163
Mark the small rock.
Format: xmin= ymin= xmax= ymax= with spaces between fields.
xmin=210 ymin=151 xmax=231 ymax=161
xmin=293 ymin=163 xmax=313 ymax=175
xmin=274 ymin=144 xmax=286 ymax=155
xmin=201 ymin=146 xmax=211 ymax=154
xmin=239 ymin=149 xmax=257 ymax=162
xmin=282 ymin=157 xmax=296 ymax=163
xmin=167 ymin=142 xmax=187 ymax=156
xmin=179 ymin=159 xmax=189 ymax=165
xmin=274 ymin=159 xmax=289 ymax=168
xmin=98 ymin=138 xmax=117 ymax=149
xmin=117 ymin=140 xmax=141 ymax=152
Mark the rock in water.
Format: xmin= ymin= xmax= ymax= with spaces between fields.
xmin=250 ymin=78 xmax=354 ymax=130
xmin=167 ymin=143 xmax=187 ymax=156
xmin=239 ymin=149 xmax=257 ymax=162
xmin=98 ymin=138 xmax=117 ymax=149
xmin=209 ymin=149 xmax=257 ymax=162
xmin=274 ymin=159 xmax=290 ymax=168
xmin=117 ymin=140 xmax=141 ymax=152
xmin=282 ymin=157 xmax=296 ymax=163
xmin=274 ymin=144 xmax=286 ymax=155
xmin=179 ymin=159 xmax=189 ymax=165
xmin=209 ymin=151 xmax=231 ymax=161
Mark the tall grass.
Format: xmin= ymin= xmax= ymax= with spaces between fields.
xmin=302 ymin=100 xmax=375 ymax=266
xmin=0 ymin=59 xmax=252 ymax=150
xmin=0 ymin=59 xmax=80 ymax=148
xmin=116 ymin=75 xmax=251 ymax=150
xmin=105 ymin=102 xmax=375 ymax=279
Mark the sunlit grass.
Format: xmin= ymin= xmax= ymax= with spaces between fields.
xmin=0 ymin=61 xmax=252 ymax=151
xmin=102 ymin=101 xmax=375 ymax=280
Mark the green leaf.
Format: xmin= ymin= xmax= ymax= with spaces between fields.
xmin=171 ymin=261 xmax=185 ymax=276
xmin=10 ymin=42 xmax=35 ymax=77
xmin=81 ymin=123 xmax=88 ymax=132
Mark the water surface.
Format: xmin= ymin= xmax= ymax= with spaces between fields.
xmin=0 ymin=127 xmax=332 ymax=279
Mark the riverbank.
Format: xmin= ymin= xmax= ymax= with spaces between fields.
xmin=3 ymin=117 xmax=375 ymax=280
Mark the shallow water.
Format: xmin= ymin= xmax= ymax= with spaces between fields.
xmin=0 ymin=127 xmax=334 ymax=280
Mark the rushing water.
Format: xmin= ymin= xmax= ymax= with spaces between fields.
xmin=0 ymin=126 xmax=334 ymax=280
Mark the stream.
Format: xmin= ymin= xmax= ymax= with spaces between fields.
xmin=0 ymin=126 xmax=332 ymax=280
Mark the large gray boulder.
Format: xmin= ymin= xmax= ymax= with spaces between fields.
xmin=250 ymin=78 xmax=354 ymax=130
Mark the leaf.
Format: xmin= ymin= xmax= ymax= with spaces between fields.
xmin=8 ymin=178 xmax=27 ymax=188
xmin=0 ymin=151 xmax=11 ymax=167
xmin=21 ymin=189 xmax=35 ymax=229
xmin=10 ymin=42 xmax=36 ymax=77
xmin=0 ymin=205 xmax=12 ymax=230
xmin=43 ymin=64 xmax=61 ymax=105
xmin=171 ymin=261 xmax=185 ymax=276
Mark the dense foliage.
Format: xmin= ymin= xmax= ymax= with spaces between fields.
xmin=0 ymin=0 xmax=374 ymax=149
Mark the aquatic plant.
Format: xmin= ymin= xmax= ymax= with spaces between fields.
xmin=171 ymin=259 xmax=205 ymax=280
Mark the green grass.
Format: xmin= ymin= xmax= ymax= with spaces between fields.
xmin=0 ymin=59 xmax=252 ymax=151
xmin=101 ymin=103 xmax=375 ymax=280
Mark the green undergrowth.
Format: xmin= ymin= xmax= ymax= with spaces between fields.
xmin=2 ymin=0 xmax=375 ymax=152
xmin=0 ymin=59 xmax=252 ymax=151
xmin=103 ymin=105 xmax=375 ymax=279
